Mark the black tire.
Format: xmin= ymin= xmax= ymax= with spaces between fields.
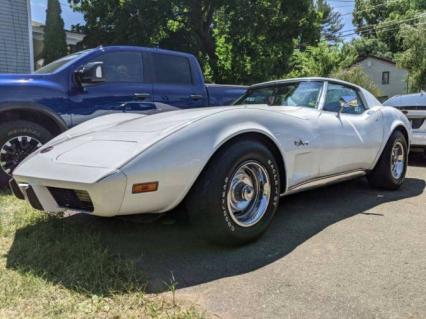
xmin=367 ymin=130 xmax=408 ymax=190
xmin=185 ymin=139 xmax=281 ymax=245
xmin=0 ymin=121 xmax=53 ymax=188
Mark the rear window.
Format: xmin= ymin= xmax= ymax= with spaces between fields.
xmin=384 ymin=95 xmax=426 ymax=109
xmin=153 ymin=54 xmax=193 ymax=85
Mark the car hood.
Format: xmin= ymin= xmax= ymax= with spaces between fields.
xmin=0 ymin=73 xmax=49 ymax=83
xmin=13 ymin=107 xmax=232 ymax=184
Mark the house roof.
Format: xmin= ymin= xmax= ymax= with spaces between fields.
xmin=355 ymin=54 xmax=396 ymax=65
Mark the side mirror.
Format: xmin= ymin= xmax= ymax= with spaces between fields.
xmin=75 ymin=62 xmax=105 ymax=84
xmin=338 ymin=96 xmax=355 ymax=116
xmin=338 ymin=101 xmax=350 ymax=114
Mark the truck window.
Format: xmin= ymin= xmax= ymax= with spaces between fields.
xmin=153 ymin=54 xmax=192 ymax=85
xmin=91 ymin=52 xmax=143 ymax=83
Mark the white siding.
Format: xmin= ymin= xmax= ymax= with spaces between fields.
xmin=357 ymin=57 xmax=408 ymax=99
xmin=0 ymin=0 xmax=33 ymax=73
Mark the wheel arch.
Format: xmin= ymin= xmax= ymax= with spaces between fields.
xmin=392 ymin=125 xmax=409 ymax=146
xmin=371 ymin=121 xmax=411 ymax=170
xmin=197 ymin=130 xmax=287 ymax=194
xmin=0 ymin=104 xmax=68 ymax=136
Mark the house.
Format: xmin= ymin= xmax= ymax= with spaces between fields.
xmin=0 ymin=0 xmax=85 ymax=73
xmin=354 ymin=55 xmax=409 ymax=100
xmin=0 ymin=0 xmax=33 ymax=73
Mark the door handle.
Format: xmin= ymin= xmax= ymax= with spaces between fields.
xmin=190 ymin=94 xmax=203 ymax=100
xmin=134 ymin=93 xmax=151 ymax=100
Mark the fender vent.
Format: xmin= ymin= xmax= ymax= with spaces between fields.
xmin=48 ymin=187 xmax=94 ymax=212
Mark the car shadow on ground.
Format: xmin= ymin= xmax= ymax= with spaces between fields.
xmin=408 ymin=152 xmax=426 ymax=167
xmin=6 ymin=176 xmax=425 ymax=295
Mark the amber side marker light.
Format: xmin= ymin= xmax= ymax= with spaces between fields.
xmin=132 ymin=182 xmax=159 ymax=194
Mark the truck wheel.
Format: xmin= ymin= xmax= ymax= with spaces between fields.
xmin=367 ymin=130 xmax=408 ymax=190
xmin=0 ymin=121 xmax=53 ymax=187
xmin=185 ymin=140 xmax=281 ymax=245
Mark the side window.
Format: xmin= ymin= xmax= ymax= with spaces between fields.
xmin=153 ymin=54 xmax=192 ymax=85
xmin=323 ymin=83 xmax=366 ymax=115
xmin=235 ymin=87 xmax=275 ymax=105
xmin=234 ymin=81 xmax=323 ymax=108
xmin=273 ymin=81 xmax=323 ymax=108
xmin=91 ymin=52 xmax=143 ymax=83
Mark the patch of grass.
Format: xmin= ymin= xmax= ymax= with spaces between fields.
xmin=0 ymin=191 xmax=203 ymax=318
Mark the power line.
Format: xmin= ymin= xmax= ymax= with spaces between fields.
xmin=340 ymin=12 xmax=426 ymax=35
xmin=341 ymin=19 xmax=426 ymax=37
xmin=340 ymin=0 xmax=402 ymax=16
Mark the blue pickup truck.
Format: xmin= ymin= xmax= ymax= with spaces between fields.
xmin=0 ymin=46 xmax=246 ymax=186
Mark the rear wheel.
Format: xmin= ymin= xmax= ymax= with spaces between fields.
xmin=367 ymin=130 xmax=408 ymax=190
xmin=185 ymin=139 xmax=281 ymax=245
xmin=0 ymin=121 xmax=52 ymax=187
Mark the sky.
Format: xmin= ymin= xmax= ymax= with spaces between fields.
xmin=31 ymin=0 xmax=85 ymax=29
xmin=31 ymin=0 xmax=356 ymax=39
xmin=328 ymin=0 xmax=356 ymax=40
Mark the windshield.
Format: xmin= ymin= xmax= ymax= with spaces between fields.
xmin=234 ymin=81 xmax=323 ymax=108
xmin=35 ymin=49 xmax=93 ymax=74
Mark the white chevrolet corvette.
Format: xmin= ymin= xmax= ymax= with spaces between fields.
xmin=11 ymin=78 xmax=411 ymax=245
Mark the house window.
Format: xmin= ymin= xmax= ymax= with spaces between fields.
xmin=382 ymin=71 xmax=390 ymax=85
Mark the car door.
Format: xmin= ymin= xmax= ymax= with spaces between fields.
xmin=273 ymin=81 xmax=324 ymax=186
xmin=237 ymin=80 xmax=325 ymax=186
xmin=69 ymin=51 xmax=154 ymax=125
xmin=151 ymin=53 xmax=207 ymax=108
xmin=318 ymin=82 xmax=383 ymax=176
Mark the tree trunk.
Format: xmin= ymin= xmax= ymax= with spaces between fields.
xmin=188 ymin=0 xmax=220 ymax=81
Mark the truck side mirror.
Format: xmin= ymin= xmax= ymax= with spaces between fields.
xmin=75 ymin=62 xmax=105 ymax=84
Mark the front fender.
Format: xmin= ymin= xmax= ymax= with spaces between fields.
xmin=118 ymin=109 xmax=289 ymax=215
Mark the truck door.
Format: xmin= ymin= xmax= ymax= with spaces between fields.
xmin=151 ymin=53 xmax=207 ymax=108
xmin=69 ymin=51 xmax=154 ymax=126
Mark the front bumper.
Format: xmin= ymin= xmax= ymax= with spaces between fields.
xmin=11 ymin=171 xmax=128 ymax=216
xmin=9 ymin=179 xmax=24 ymax=200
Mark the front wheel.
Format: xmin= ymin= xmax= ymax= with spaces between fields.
xmin=185 ymin=140 xmax=281 ymax=245
xmin=367 ymin=130 xmax=408 ymax=190
xmin=0 ymin=121 xmax=53 ymax=187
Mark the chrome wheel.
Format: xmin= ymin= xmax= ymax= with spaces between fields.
xmin=227 ymin=161 xmax=271 ymax=227
xmin=0 ymin=136 xmax=42 ymax=175
xmin=390 ymin=141 xmax=405 ymax=179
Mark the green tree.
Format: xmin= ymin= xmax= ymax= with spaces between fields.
xmin=70 ymin=0 xmax=323 ymax=84
xmin=318 ymin=0 xmax=344 ymax=44
xmin=349 ymin=37 xmax=393 ymax=59
xmin=353 ymin=0 xmax=426 ymax=53
xmin=395 ymin=18 xmax=426 ymax=91
xmin=208 ymin=0 xmax=322 ymax=84
xmin=287 ymin=40 xmax=357 ymax=77
xmin=70 ymin=0 xmax=173 ymax=47
xmin=43 ymin=0 xmax=68 ymax=64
